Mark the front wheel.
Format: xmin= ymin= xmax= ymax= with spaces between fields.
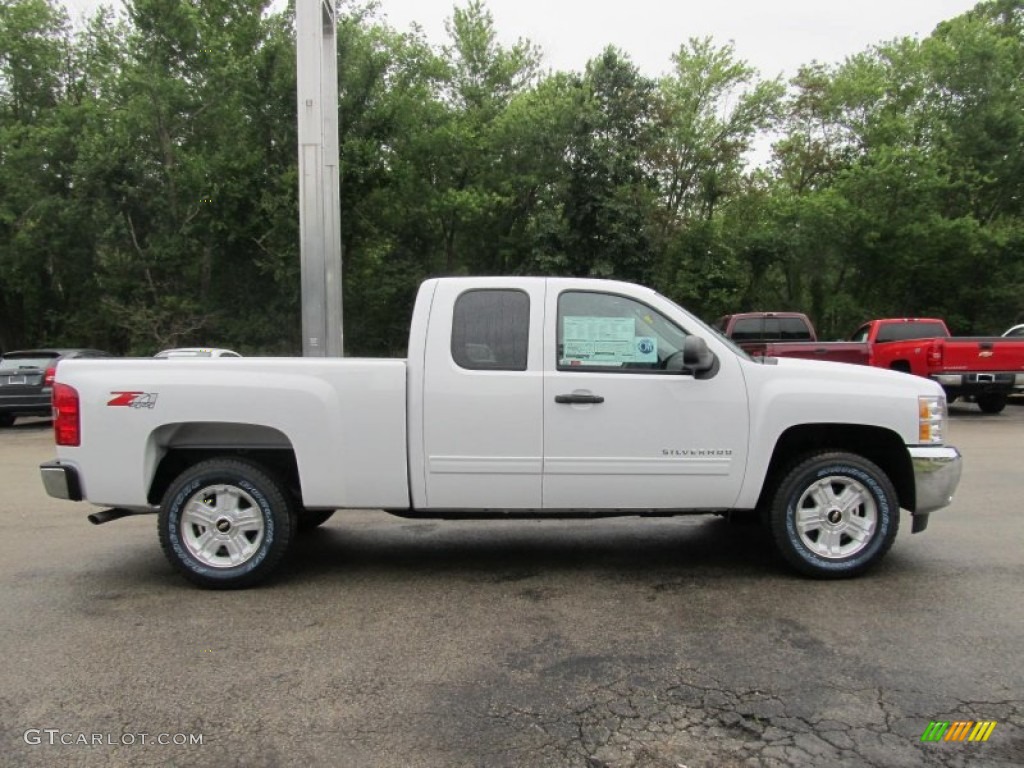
xmin=769 ymin=452 xmax=899 ymax=579
xmin=158 ymin=458 xmax=296 ymax=589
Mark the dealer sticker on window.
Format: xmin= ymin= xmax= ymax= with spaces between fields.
xmin=562 ymin=316 xmax=657 ymax=366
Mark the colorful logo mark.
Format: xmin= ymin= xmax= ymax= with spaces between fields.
xmin=921 ymin=721 xmax=997 ymax=743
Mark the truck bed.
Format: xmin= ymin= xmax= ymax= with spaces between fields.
xmin=52 ymin=357 xmax=411 ymax=510
xmin=742 ymin=340 xmax=871 ymax=365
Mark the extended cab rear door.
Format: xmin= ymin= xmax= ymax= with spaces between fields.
xmin=542 ymin=281 xmax=749 ymax=510
xmin=417 ymin=278 xmax=546 ymax=509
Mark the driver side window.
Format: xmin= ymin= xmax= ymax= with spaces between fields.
xmin=557 ymin=291 xmax=687 ymax=372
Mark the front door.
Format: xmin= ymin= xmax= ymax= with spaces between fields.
xmin=542 ymin=285 xmax=748 ymax=510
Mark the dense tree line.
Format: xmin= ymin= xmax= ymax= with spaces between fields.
xmin=1 ymin=0 xmax=1021 ymax=355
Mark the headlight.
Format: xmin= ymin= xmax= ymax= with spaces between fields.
xmin=919 ymin=395 xmax=947 ymax=444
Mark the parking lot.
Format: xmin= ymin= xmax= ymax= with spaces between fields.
xmin=1 ymin=405 xmax=1021 ymax=768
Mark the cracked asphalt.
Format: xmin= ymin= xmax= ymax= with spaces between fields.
xmin=1 ymin=404 xmax=1021 ymax=767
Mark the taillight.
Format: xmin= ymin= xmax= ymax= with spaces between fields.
xmin=926 ymin=342 xmax=943 ymax=368
xmin=44 ymin=366 xmax=56 ymax=387
xmin=53 ymin=382 xmax=81 ymax=446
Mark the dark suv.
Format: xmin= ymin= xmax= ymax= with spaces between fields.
xmin=0 ymin=349 xmax=113 ymax=427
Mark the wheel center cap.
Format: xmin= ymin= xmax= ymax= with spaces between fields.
xmin=827 ymin=508 xmax=843 ymax=525
xmin=215 ymin=518 xmax=232 ymax=533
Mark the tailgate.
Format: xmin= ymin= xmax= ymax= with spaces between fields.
xmin=938 ymin=338 xmax=1024 ymax=372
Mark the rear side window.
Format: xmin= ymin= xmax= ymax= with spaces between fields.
xmin=451 ymin=289 xmax=530 ymax=371
xmin=850 ymin=326 xmax=869 ymax=343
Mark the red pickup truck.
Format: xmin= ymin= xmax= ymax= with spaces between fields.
xmin=714 ymin=312 xmax=871 ymax=365
xmin=849 ymin=319 xmax=1024 ymax=413
xmin=717 ymin=313 xmax=1024 ymax=412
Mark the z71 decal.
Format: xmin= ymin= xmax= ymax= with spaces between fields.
xmin=108 ymin=392 xmax=159 ymax=409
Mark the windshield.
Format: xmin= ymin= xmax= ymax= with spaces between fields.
xmin=659 ymin=294 xmax=752 ymax=361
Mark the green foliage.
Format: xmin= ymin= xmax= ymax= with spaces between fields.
xmin=0 ymin=0 xmax=1022 ymax=355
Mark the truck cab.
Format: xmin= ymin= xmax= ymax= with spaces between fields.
xmin=409 ymin=278 xmax=749 ymax=512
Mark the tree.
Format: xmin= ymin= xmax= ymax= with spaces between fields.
xmin=528 ymin=47 xmax=660 ymax=283
xmin=0 ymin=0 xmax=94 ymax=350
xmin=78 ymin=0 xmax=301 ymax=353
xmin=649 ymin=38 xmax=783 ymax=317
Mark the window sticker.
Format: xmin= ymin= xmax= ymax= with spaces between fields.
xmin=634 ymin=336 xmax=657 ymax=362
xmin=561 ymin=316 xmax=658 ymax=366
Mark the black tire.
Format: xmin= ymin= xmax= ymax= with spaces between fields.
xmin=0 ymin=414 xmax=15 ymax=428
xmin=158 ymin=458 xmax=296 ymax=589
xmin=769 ymin=452 xmax=899 ymax=579
xmin=720 ymin=509 xmax=761 ymax=527
xmin=976 ymin=394 xmax=1007 ymax=414
xmin=297 ymin=508 xmax=335 ymax=531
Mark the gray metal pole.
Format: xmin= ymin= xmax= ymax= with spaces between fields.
xmin=296 ymin=0 xmax=343 ymax=357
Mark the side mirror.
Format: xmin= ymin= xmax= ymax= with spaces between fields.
xmin=667 ymin=336 xmax=715 ymax=373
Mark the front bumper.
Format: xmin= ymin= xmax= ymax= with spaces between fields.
xmin=909 ymin=446 xmax=962 ymax=515
xmin=40 ymin=461 xmax=83 ymax=501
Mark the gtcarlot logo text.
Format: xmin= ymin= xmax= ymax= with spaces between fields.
xmin=24 ymin=729 xmax=203 ymax=747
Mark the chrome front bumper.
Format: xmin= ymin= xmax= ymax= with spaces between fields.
xmin=909 ymin=446 xmax=962 ymax=515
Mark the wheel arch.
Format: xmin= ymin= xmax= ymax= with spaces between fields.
xmin=756 ymin=423 xmax=915 ymax=513
xmin=146 ymin=422 xmax=301 ymax=506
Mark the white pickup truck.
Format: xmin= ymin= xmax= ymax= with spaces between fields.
xmin=40 ymin=277 xmax=962 ymax=588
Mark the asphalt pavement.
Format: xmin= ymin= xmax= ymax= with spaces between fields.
xmin=0 ymin=405 xmax=1021 ymax=767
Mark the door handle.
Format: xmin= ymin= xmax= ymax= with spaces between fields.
xmin=554 ymin=394 xmax=605 ymax=404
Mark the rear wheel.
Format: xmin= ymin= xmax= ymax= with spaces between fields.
xmin=158 ymin=458 xmax=296 ymax=589
xmin=976 ymin=393 xmax=1007 ymax=414
xmin=769 ymin=452 xmax=899 ymax=579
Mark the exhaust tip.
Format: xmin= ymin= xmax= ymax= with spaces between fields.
xmin=87 ymin=508 xmax=133 ymax=525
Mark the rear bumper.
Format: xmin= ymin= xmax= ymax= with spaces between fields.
xmin=931 ymin=372 xmax=1024 ymax=395
xmin=0 ymin=391 xmax=51 ymax=416
xmin=40 ymin=461 xmax=83 ymax=501
xmin=909 ymin=446 xmax=962 ymax=515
